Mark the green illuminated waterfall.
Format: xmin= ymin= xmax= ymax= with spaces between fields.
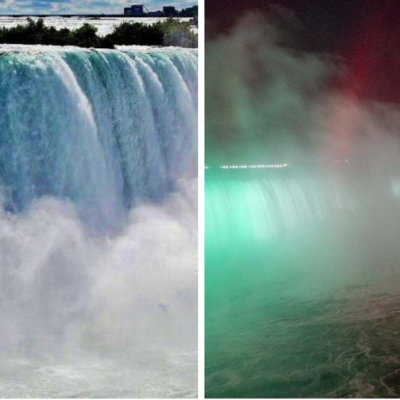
xmin=205 ymin=172 xmax=400 ymax=398
xmin=205 ymin=177 xmax=354 ymax=247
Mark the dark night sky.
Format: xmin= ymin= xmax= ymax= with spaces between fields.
xmin=206 ymin=0 xmax=400 ymax=103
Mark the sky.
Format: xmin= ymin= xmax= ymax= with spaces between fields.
xmin=0 ymin=0 xmax=196 ymax=14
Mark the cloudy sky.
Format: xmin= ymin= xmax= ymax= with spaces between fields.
xmin=0 ymin=0 xmax=196 ymax=14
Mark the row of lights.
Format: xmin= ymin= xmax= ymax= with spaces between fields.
xmin=221 ymin=164 xmax=288 ymax=169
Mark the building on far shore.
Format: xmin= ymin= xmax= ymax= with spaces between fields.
xmin=124 ymin=4 xmax=146 ymax=16
xmin=123 ymin=4 xmax=198 ymax=18
xmin=163 ymin=6 xmax=178 ymax=17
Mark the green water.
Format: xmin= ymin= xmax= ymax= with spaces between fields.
xmin=205 ymin=174 xmax=400 ymax=398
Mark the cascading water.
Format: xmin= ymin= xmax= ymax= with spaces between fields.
xmin=205 ymin=10 xmax=400 ymax=397
xmin=205 ymin=169 xmax=400 ymax=398
xmin=0 ymin=45 xmax=197 ymax=398
xmin=0 ymin=45 xmax=197 ymax=228
xmin=205 ymin=175 xmax=355 ymax=246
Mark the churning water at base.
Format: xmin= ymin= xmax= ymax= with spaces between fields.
xmin=0 ymin=45 xmax=197 ymax=398
xmin=205 ymin=172 xmax=400 ymax=398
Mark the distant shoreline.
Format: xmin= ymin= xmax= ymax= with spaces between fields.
xmin=0 ymin=18 xmax=197 ymax=48
xmin=0 ymin=15 xmax=193 ymax=19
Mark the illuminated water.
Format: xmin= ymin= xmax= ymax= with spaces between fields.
xmin=205 ymin=170 xmax=400 ymax=398
xmin=0 ymin=45 xmax=197 ymax=398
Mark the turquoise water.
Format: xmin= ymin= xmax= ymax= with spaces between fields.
xmin=205 ymin=172 xmax=400 ymax=398
xmin=0 ymin=45 xmax=198 ymax=398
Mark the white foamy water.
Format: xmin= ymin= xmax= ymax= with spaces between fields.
xmin=0 ymin=181 xmax=198 ymax=398
xmin=0 ymin=45 xmax=198 ymax=398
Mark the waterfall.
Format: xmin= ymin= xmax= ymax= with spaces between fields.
xmin=0 ymin=45 xmax=198 ymax=397
xmin=0 ymin=45 xmax=197 ymax=230
xmin=205 ymin=175 xmax=355 ymax=247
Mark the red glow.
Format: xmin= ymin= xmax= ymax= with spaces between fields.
xmin=327 ymin=0 xmax=397 ymax=162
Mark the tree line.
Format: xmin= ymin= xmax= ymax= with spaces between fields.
xmin=0 ymin=18 xmax=197 ymax=48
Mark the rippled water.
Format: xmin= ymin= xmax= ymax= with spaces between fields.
xmin=0 ymin=349 xmax=197 ymax=398
xmin=206 ymin=173 xmax=400 ymax=398
xmin=207 ymin=290 xmax=400 ymax=398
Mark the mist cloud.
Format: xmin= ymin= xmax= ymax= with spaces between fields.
xmin=206 ymin=12 xmax=400 ymax=169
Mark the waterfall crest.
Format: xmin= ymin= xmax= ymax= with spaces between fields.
xmin=0 ymin=45 xmax=198 ymax=230
xmin=205 ymin=176 xmax=355 ymax=246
